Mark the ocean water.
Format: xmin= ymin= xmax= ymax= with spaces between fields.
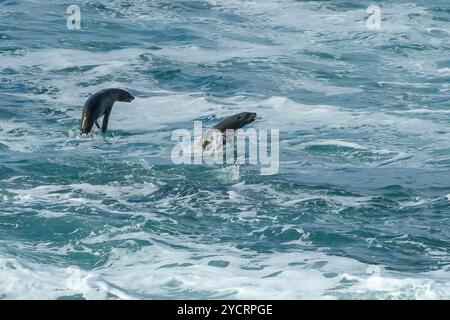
xmin=1 ymin=0 xmax=450 ymax=300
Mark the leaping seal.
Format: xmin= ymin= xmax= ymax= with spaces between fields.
xmin=80 ymin=88 xmax=135 ymax=134
xmin=202 ymin=112 xmax=257 ymax=150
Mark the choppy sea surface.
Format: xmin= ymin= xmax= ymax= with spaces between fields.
xmin=1 ymin=0 xmax=450 ymax=299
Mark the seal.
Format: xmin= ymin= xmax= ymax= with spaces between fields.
xmin=80 ymin=88 xmax=135 ymax=134
xmin=202 ymin=112 xmax=257 ymax=150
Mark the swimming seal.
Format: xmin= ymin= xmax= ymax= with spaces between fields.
xmin=202 ymin=112 xmax=257 ymax=150
xmin=80 ymin=88 xmax=135 ymax=134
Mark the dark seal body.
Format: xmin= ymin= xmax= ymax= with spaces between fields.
xmin=202 ymin=112 xmax=257 ymax=150
xmin=80 ymin=88 xmax=135 ymax=134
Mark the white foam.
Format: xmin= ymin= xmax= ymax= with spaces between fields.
xmin=300 ymin=140 xmax=368 ymax=150
xmin=231 ymin=181 xmax=372 ymax=212
xmin=0 ymin=120 xmax=42 ymax=152
xmin=395 ymin=108 xmax=450 ymax=114
xmin=5 ymin=182 xmax=159 ymax=218
xmin=438 ymin=68 xmax=450 ymax=76
xmin=0 ymin=48 xmax=144 ymax=73
xmin=377 ymin=152 xmax=414 ymax=167
xmin=108 ymin=95 xmax=218 ymax=129
xmin=1 ymin=241 xmax=449 ymax=299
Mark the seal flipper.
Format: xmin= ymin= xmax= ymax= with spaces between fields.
xmin=101 ymin=108 xmax=112 ymax=133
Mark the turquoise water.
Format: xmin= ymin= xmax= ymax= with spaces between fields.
xmin=1 ymin=0 xmax=450 ymax=299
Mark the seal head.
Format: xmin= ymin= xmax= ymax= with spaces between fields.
xmin=118 ymin=90 xmax=135 ymax=102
